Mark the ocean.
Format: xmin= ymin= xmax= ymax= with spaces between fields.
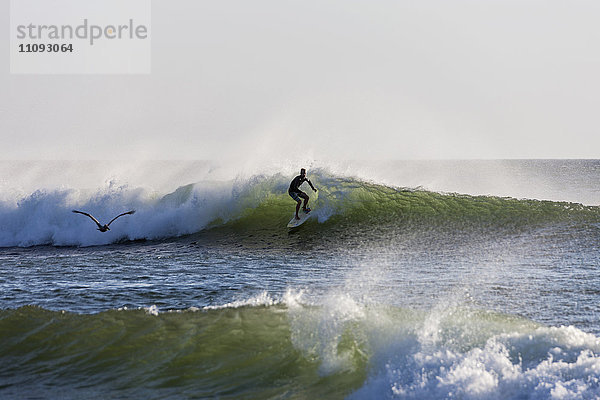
xmin=1 ymin=160 xmax=599 ymax=399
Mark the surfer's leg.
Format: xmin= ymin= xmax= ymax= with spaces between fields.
xmin=299 ymin=192 xmax=309 ymax=211
xmin=290 ymin=191 xmax=302 ymax=219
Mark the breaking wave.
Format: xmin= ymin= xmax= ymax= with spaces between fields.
xmin=1 ymin=170 xmax=598 ymax=247
xmin=2 ymin=293 xmax=600 ymax=399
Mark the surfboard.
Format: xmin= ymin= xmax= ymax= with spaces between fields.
xmin=287 ymin=209 xmax=311 ymax=228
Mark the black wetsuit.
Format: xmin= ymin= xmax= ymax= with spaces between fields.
xmin=289 ymin=175 xmax=313 ymax=195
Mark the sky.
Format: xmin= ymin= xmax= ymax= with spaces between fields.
xmin=1 ymin=0 xmax=600 ymax=160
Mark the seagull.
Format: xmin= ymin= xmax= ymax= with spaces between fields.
xmin=72 ymin=210 xmax=135 ymax=232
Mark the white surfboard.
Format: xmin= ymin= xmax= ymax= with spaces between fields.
xmin=287 ymin=209 xmax=312 ymax=228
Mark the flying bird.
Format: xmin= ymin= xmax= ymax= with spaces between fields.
xmin=72 ymin=210 xmax=135 ymax=232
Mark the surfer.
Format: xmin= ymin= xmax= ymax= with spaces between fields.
xmin=288 ymin=168 xmax=317 ymax=220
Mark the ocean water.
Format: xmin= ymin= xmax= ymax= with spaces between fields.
xmin=1 ymin=160 xmax=599 ymax=399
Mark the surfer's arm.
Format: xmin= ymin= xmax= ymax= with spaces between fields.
xmin=307 ymin=179 xmax=317 ymax=192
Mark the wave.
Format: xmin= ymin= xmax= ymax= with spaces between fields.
xmin=1 ymin=170 xmax=598 ymax=247
xmin=2 ymin=295 xmax=600 ymax=399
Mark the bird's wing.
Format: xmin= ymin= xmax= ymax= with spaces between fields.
xmin=106 ymin=210 xmax=136 ymax=227
xmin=72 ymin=210 xmax=102 ymax=228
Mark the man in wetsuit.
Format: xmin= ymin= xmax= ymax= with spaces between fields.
xmin=289 ymin=168 xmax=317 ymax=220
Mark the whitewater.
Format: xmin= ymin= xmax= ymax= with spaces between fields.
xmin=1 ymin=160 xmax=599 ymax=399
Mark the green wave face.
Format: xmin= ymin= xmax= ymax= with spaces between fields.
xmin=217 ymin=171 xmax=600 ymax=232
xmin=5 ymin=303 xmax=597 ymax=399
xmin=0 ymin=305 xmax=367 ymax=399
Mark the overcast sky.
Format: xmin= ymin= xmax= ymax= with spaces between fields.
xmin=1 ymin=0 xmax=599 ymax=160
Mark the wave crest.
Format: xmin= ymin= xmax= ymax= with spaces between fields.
xmin=1 ymin=170 xmax=598 ymax=247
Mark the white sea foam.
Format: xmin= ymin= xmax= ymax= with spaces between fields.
xmin=201 ymin=291 xmax=279 ymax=310
xmin=273 ymin=285 xmax=600 ymax=399
xmin=201 ymin=289 xmax=307 ymax=311
xmin=0 ymin=174 xmax=264 ymax=247
xmin=348 ymin=319 xmax=600 ymax=399
xmin=145 ymin=305 xmax=160 ymax=316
